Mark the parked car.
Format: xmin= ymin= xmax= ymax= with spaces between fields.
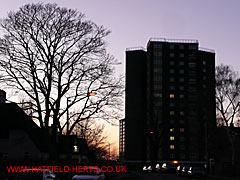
xmin=176 ymin=165 xmax=184 ymax=175
xmin=155 ymin=163 xmax=162 ymax=172
xmin=71 ymin=167 xmax=105 ymax=180
xmin=188 ymin=166 xmax=205 ymax=177
xmin=143 ymin=165 xmax=147 ymax=172
xmin=161 ymin=163 xmax=176 ymax=173
xmin=142 ymin=165 xmax=152 ymax=172
xmin=15 ymin=169 xmax=58 ymax=180
xmin=181 ymin=166 xmax=190 ymax=176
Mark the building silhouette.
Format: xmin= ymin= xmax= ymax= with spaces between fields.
xmin=121 ymin=38 xmax=216 ymax=163
xmin=0 ymin=90 xmax=90 ymax=163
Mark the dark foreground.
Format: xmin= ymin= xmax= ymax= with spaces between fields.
xmin=107 ymin=172 xmax=239 ymax=180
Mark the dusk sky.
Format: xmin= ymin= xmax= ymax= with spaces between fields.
xmin=1 ymin=0 xmax=240 ymax=150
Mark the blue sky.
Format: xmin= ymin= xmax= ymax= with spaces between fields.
xmin=1 ymin=0 xmax=240 ymax=148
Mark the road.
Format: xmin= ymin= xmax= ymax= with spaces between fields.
xmin=107 ymin=172 xmax=223 ymax=180
xmin=138 ymin=173 xmax=206 ymax=180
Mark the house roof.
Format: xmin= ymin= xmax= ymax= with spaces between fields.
xmin=0 ymin=102 xmax=49 ymax=152
xmin=0 ymin=102 xmax=90 ymax=155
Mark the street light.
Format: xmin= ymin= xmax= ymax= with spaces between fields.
xmin=66 ymin=92 xmax=96 ymax=133
xmin=66 ymin=97 xmax=71 ymax=134
xmin=109 ymin=143 xmax=111 ymax=160
xmin=88 ymin=92 xmax=97 ymax=96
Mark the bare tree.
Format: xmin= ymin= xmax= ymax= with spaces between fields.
xmin=74 ymin=120 xmax=109 ymax=160
xmin=215 ymin=64 xmax=240 ymax=170
xmin=108 ymin=143 xmax=119 ymax=160
xmin=0 ymin=3 xmax=123 ymax=138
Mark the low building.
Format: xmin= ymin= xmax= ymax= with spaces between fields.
xmin=213 ymin=127 xmax=240 ymax=176
xmin=0 ymin=101 xmax=49 ymax=161
xmin=0 ymin=90 xmax=90 ymax=163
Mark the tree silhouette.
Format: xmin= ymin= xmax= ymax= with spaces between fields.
xmin=73 ymin=119 xmax=109 ymax=160
xmin=0 ymin=3 xmax=123 ymax=139
xmin=215 ymin=64 xmax=240 ymax=172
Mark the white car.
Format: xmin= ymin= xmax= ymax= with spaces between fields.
xmin=71 ymin=167 xmax=105 ymax=180
xmin=15 ymin=169 xmax=58 ymax=180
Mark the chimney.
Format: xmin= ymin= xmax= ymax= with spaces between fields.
xmin=0 ymin=90 xmax=6 ymax=104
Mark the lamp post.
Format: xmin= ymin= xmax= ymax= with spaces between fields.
xmin=66 ymin=97 xmax=70 ymax=135
xmin=109 ymin=143 xmax=111 ymax=160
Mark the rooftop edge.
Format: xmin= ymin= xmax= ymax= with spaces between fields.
xmin=148 ymin=38 xmax=198 ymax=45
xmin=126 ymin=47 xmax=146 ymax=52
xmin=199 ymin=47 xmax=215 ymax=53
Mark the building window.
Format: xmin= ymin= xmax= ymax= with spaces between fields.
xmin=179 ymin=70 xmax=184 ymax=74
xmin=180 ymin=128 xmax=185 ymax=132
xmin=170 ymin=128 xmax=174 ymax=132
xmin=154 ymin=93 xmax=162 ymax=98
xmin=154 ymin=51 xmax=162 ymax=56
xmin=170 ymin=44 xmax=175 ymax=49
xmin=179 ymin=154 xmax=186 ymax=159
xmin=153 ymin=110 xmax=162 ymax=116
xmin=189 ymin=78 xmax=196 ymax=82
xmin=154 ymin=68 xmax=162 ymax=73
xmin=170 ymin=119 xmax=175 ymax=124
xmin=170 ymin=78 xmax=175 ymax=82
xmin=203 ymin=68 xmax=206 ymax=73
xmin=180 ymin=145 xmax=185 ymax=150
xmin=179 ymin=61 xmax=184 ymax=66
xmin=170 ymin=111 xmax=175 ymax=115
xmin=179 ymin=86 xmax=184 ymax=91
xmin=188 ymin=45 xmax=197 ymax=50
xmin=154 ymin=59 xmax=162 ymax=65
xmin=169 ymin=69 xmax=175 ymax=74
xmin=154 ymin=85 xmax=162 ymax=89
xmin=179 ymin=137 xmax=185 ymax=141
xmin=189 ymin=54 xmax=197 ymax=60
xmin=170 ymin=94 xmax=175 ymax=98
xmin=170 ymin=61 xmax=175 ymax=65
xmin=179 ymin=53 xmax=184 ymax=58
xmin=170 ymin=102 xmax=174 ymax=107
xmin=179 ymin=94 xmax=184 ymax=99
xmin=154 ymin=43 xmax=163 ymax=48
xmin=180 ymin=111 xmax=184 ymax=116
xmin=170 ymin=145 xmax=175 ymax=149
xmin=179 ymin=78 xmax=184 ymax=82
xmin=203 ymin=61 xmax=206 ymax=65
xmin=170 ymin=53 xmax=174 ymax=57
xmin=154 ymin=101 xmax=162 ymax=106
xmin=73 ymin=145 xmax=79 ymax=152
xmin=188 ymin=62 xmax=197 ymax=67
xmin=180 ymin=120 xmax=184 ymax=124
xmin=170 ymin=153 xmax=175 ymax=158
xmin=190 ymin=154 xmax=199 ymax=159
xmin=179 ymin=44 xmax=184 ymax=49
xmin=170 ymin=136 xmax=175 ymax=141
xmin=153 ymin=76 xmax=162 ymax=81
xmin=170 ymin=86 xmax=175 ymax=90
